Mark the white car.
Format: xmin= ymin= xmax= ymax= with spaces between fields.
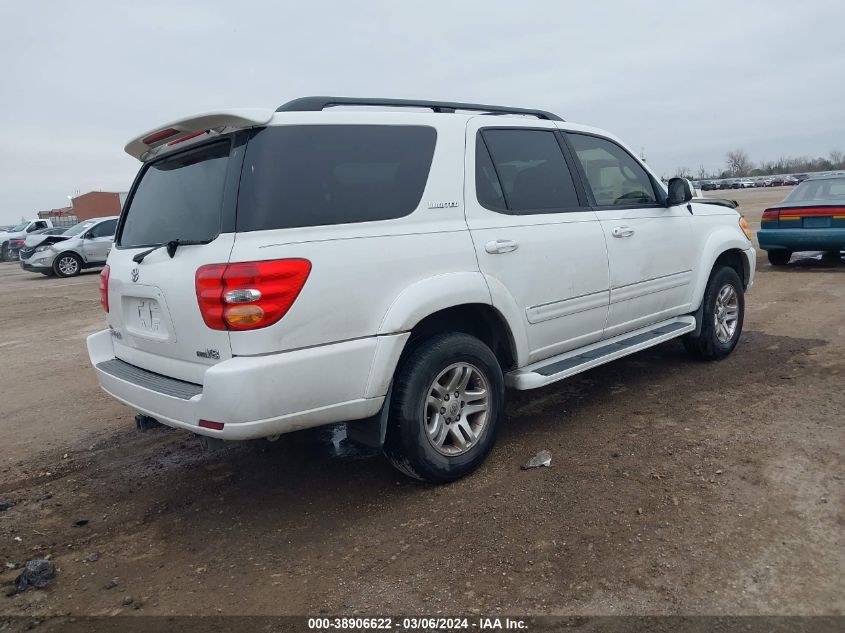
xmin=20 ymin=217 xmax=118 ymax=277
xmin=738 ymin=180 xmax=756 ymax=188
xmin=0 ymin=219 xmax=54 ymax=261
xmin=87 ymin=97 xmax=756 ymax=482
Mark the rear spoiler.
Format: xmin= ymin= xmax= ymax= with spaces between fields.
xmin=125 ymin=109 xmax=274 ymax=161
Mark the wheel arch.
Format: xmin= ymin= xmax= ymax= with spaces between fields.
xmin=377 ymin=271 xmax=525 ymax=371
xmin=690 ymin=230 xmax=753 ymax=311
xmin=401 ymin=303 xmax=518 ymax=372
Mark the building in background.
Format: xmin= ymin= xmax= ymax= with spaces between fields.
xmin=36 ymin=191 xmax=127 ymax=227
xmin=68 ymin=191 xmax=126 ymax=220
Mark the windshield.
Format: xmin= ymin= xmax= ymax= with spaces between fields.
xmin=62 ymin=221 xmax=97 ymax=236
xmin=784 ymin=177 xmax=845 ymax=203
xmin=119 ymin=141 xmax=231 ymax=248
xmin=9 ymin=221 xmax=28 ymax=232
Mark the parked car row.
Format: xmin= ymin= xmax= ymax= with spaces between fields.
xmin=698 ymin=176 xmax=803 ymax=190
xmin=11 ymin=216 xmax=118 ymax=277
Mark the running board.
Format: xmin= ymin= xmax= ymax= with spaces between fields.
xmin=506 ymin=316 xmax=696 ymax=390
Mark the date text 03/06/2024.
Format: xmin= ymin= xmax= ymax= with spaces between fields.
xmin=307 ymin=616 xmax=528 ymax=630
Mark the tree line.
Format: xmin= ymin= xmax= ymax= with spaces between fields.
xmin=671 ymin=149 xmax=845 ymax=180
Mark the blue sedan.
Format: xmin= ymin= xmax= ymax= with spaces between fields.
xmin=758 ymin=174 xmax=845 ymax=265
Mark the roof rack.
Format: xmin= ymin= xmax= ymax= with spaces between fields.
xmin=276 ymin=96 xmax=564 ymax=121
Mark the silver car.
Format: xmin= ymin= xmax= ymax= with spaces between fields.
xmin=20 ymin=217 xmax=118 ymax=277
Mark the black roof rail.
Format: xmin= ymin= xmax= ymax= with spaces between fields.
xmin=276 ymin=96 xmax=564 ymax=121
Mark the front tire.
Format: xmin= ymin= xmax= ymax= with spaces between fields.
xmin=683 ymin=266 xmax=745 ymax=360
xmin=767 ymin=249 xmax=791 ymax=266
xmin=384 ymin=333 xmax=504 ymax=483
xmin=53 ymin=253 xmax=82 ymax=277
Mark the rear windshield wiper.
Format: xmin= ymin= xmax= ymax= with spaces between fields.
xmin=132 ymin=239 xmax=205 ymax=263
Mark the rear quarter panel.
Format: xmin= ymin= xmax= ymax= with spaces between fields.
xmin=226 ymin=115 xmax=484 ymax=356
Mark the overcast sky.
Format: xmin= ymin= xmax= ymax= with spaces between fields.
xmin=1 ymin=0 xmax=844 ymax=223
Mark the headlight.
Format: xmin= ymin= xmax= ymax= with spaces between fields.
xmin=35 ymin=245 xmax=51 ymax=252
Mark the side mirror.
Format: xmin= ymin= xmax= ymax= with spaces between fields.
xmin=667 ymin=177 xmax=693 ymax=206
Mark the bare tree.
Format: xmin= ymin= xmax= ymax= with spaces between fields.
xmin=726 ymin=149 xmax=752 ymax=177
xmin=830 ymin=150 xmax=844 ymax=169
xmin=673 ymin=166 xmax=692 ymax=179
xmin=696 ymin=164 xmax=709 ymax=179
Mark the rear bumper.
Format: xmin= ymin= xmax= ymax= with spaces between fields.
xmin=87 ymin=329 xmax=409 ymax=440
xmin=758 ymin=228 xmax=845 ymax=252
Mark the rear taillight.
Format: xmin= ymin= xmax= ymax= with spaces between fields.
xmin=761 ymin=208 xmax=780 ymax=222
xmin=99 ymin=265 xmax=110 ymax=313
xmin=195 ymin=259 xmax=311 ymax=331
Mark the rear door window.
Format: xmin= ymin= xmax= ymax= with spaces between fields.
xmin=119 ymin=141 xmax=231 ymax=248
xmin=478 ymin=129 xmax=580 ymax=213
xmin=237 ymin=125 xmax=437 ymax=231
xmin=89 ymin=219 xmax=117 ymax=238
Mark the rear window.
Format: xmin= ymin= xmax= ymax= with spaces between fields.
xmin=237 ymin=125 xmax=437 ymax=231
xmin=119 ymin=141 xmax=231 ymax=247
xmin=784 ymin=177 xmax=845 ymax=203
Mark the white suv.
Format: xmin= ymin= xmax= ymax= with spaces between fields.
xmin=87 ymin=97 xmax=755 ymax=482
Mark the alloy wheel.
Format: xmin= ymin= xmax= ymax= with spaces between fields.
xmin=714 ymin=283 xmax=739 ymax=343
xmin=423 ymin=362 xmax=490 ymax=456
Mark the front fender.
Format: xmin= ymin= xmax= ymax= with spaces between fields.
xmin=690 ymin=228 xmax=754 ymax=310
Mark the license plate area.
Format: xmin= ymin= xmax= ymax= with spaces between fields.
xmin=121 ymin=290 xmax=173 ymax=342
xmin=804 ymin=216 xmax=831 ymax=229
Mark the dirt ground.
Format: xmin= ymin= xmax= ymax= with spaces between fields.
xmin=0 ymin=187 xmax=842 ymax=620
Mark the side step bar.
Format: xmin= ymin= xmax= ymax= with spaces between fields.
xmin=506 ymin=316 xmax=696 ymax=390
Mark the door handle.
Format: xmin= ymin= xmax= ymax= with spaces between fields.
xmin=611 ymin=226 xmax=635 ymax=238
xmin=485 ymin=239 xmax=519 ymax=254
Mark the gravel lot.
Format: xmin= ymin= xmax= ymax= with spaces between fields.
xmin=0 ymin=187 xmax=842 ymax=619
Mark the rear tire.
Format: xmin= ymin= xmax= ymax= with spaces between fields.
xmin=53 ymin=253 xmax=82 ymax=277
xmin=767 ymin=249 xmax=791 ymax=266
xmin=683 ymin=266 xmax=745 ymax=360
xmin=383 ymin=332 xmax=504 ymax=483
xmin=1 ymin=243 xmax=14 ymax=262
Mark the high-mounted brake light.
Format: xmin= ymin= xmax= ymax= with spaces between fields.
xmin=167 ymin=129 xmax=208 ymax=146
xmin=195 ymin=259 xmax=311 ymax=331
xmin=142 ymin=128 xmax=181 ymax=145
xmin=99 ymin=265 xmax=110 ymax=312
